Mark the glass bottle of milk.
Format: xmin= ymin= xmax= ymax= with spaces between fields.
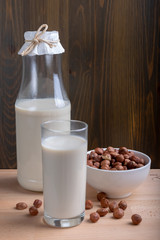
xmin=15 ymin=28 xmax=71 ymax=191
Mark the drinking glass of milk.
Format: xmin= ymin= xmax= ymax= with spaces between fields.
xmin=15 ymin=25 xmax=71 ymax=191
xmin=41 ymin=120 xmax=88 ymax=228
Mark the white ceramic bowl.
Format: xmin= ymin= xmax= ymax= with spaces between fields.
xmin=87 ymin=149 xmax=151 ymax=198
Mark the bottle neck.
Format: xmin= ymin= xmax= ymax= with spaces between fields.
xmin=17 ymin=54 xmax=68 ymax=102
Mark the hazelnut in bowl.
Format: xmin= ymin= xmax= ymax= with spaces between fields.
xmin=87 ymin=147 xmax=151 ymax=198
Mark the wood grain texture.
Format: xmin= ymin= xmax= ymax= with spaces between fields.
xmin=0 ymin=169 xmax=160 ymax=240
xmin=68 ymin=0 xmax=160 ymax=168
xmin=0 ymin=0 xmax=159 ymax=168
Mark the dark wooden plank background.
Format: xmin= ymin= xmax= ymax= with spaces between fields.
xmin=0 ymin=0 xmax=159 ymax=168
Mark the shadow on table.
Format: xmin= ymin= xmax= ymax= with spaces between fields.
xmin=0 ymin=172 xmax=42 ymax=196
xmin=3 ymin=211 xmax=80 ymax=231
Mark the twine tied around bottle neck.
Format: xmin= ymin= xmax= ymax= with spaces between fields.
xmin=21 ymin=24 xmax=59 ymax=56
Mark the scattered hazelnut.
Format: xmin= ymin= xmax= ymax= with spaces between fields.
xmin=100 ymin=198 xmax=109 ymax=208
xmin=109 ymin=201 xmax=118 ymax=212
xmin=85 ymin=200 xmax=93 ymax=210
xmin=127 ymin=161 xmax=136 ymax=169
xmin=128 ymin=151 xmax=134 ymax=158
xmin=101 ymin=160 xmax=110 ymax=165
xmin=130 ymin=155 xmax=139 ymax=162
xmin=135 ymin=157 xmax=142 ymax=164
xmin=118 ymin=200 xmax=127 ymax=210
xmin=139 ymin=158 xmax=145 ymax=165
xmin=96 ymin=208 xmax=108 ymax=217
xmin=113 ymin=162 xmax=122 ymax=167
xmin=116 ymin=154 xmax=125 ymax=163
xmin=94 ymin=154 xmax=101 ymax=162
xmin=111 ymin=158 xmax=116 ymax=164
xmin=102 ymin=153 xmax=111 ymax=160
xmin=110 ymin=151 xmax=119 ymax=158
xmin=107 ymin=146 xmax=115 ymax=152
xmin=29 ymin=206 xmax=38 ymax=216
xmin=97 ymin=192 xmax=107 ymax=201
xmin=124 ymin=159 xmax=130 ymax=166
xmin=113 ymin=208 xmax=124 ymax=219
xmin=123 ymin=154 xmax=130 ymax=159
xmin=101 ymin=165 xmax=110 ymax=170
xmin=131 ymin=214 xmax=142 ymax=225
xmin=87 ymin=192 xmax=142 ymax=226
xmin=119 ymin=147 xmax=128 ymax=154
xmin=95 ymin=147 xmax=103 ymax=155
xmin=33 ymin=199 xmax=42 ymax=208
xmin=16 ymin=202 xmax=28 ymax=210
xmin=89 ymin=151 xmax=98 ymax=159
xmin=115 ymin=165 xmax=124 ymax=170
xmin=94 ymin=162 xmax=100 ymax=168
xmin=92 ymin=165 xmax=98 ymax=168
xmin=90 ymin=212 xmax=100 ymax=223
xmin=133 ymin=161 xmax=138 ymax=168
xmin=87 ymin=160 xmax=94 ymax=167
xmin=137 ymin=163 xmax=144 ymax=168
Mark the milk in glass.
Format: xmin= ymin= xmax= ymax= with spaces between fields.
xmin=42 ymin=135 xmax=87 ymax=218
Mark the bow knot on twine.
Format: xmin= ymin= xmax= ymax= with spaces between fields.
xmin=21 ymin=24 xmax=59 ymax=56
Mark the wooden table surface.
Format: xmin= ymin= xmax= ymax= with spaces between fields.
xmin=0 ymin=169 xmax=160 ymax=240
